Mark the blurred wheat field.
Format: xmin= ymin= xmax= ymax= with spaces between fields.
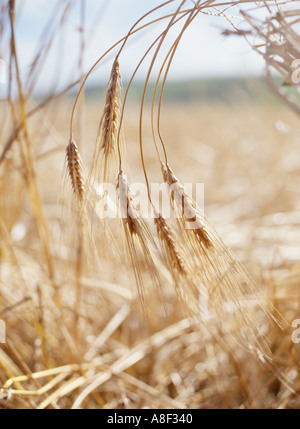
xmin=1 ymin=0 xmax=300 ymax=410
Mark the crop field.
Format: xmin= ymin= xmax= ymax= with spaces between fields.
xmin=0 ymin=0 xmax=300 ymax=409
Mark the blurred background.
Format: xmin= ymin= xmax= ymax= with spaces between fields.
xmin=0 ymin=0 xmax=267 ymax=95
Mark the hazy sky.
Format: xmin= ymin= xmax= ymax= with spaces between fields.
xmin=2 ymin=0 xmax=267 ymax=94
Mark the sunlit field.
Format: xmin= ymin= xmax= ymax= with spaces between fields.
xmin=1 ymin=0 xmax=300 ymax=409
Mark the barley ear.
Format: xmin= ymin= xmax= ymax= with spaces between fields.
xmin=90 ymin=58 xmax=122 ymax=186
xmin=161 ymin=162 xmax=211 ymax=248
xmin=66 ymin=138 xmax=85 ymax=202
xmin=117 ymin=171 xmax=162 ymax=308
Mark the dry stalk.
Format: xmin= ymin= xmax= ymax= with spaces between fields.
xmin=236 ymin=3 xmax=300 ymax=116
xmin=8 ymin=0 xmax=55 ymax=288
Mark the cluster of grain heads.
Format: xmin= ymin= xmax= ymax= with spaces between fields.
xmin=64 ymin=59 xmax=123 ymax=284
xmin=64 ymin=55 xmax=281 ymax=364
xmin=160 ymin=161 xmax=282 ymax=356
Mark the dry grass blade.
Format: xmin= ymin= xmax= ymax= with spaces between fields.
xmin=235 ymin=2 xmax=300 ymax=116
xmin=72 ymin=318 xmax=191 ymax=409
